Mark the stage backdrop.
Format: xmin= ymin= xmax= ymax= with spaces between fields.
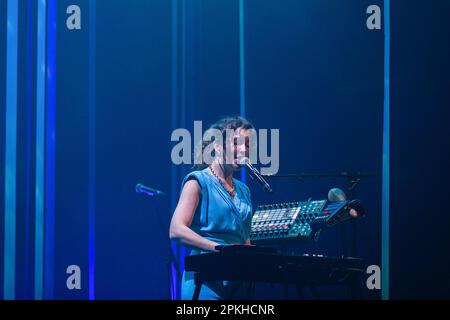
xmin=6 ymin=0 xmax=433 ymax=300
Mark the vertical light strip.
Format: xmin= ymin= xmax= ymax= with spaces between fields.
xmin=239 ymin=0 xmax=246 ymax=183
xmin=180 ymin=0 xmax=186 ymax=127
xmin=35 ymin=0 xmax=46 ymax=300
xmin=239 ymin=0 xmax=246 ymax=119
xmin=44 ymin=0 xmax=56 ymax=300
xmin=88 ymin=0 xmax=97 ymax=300
xmin=4 ymin=0 xmax=19 ymax=301
xmin=170 ymin=0 xmax=179 ymax=300
xmin=24 ymin=0 xmax=34 ymax=299
xmin=179 ymin=0 xmax=187 ymax=298
xmin=382 ymin=0 xmax=390 ymax=301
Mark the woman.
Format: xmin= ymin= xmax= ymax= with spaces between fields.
xmin=169 ymin=116 xmax=254 ymax=300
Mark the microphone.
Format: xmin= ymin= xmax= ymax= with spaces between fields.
xmin=327 ymin=187 xmax=362 ymax=218
xmin=135 ymin=183 xmax=166 ymax=196
xmin=238 ymin=157 xmax=273 ymax=194
xmin=328 ymin=187 xmax=347 ymax=203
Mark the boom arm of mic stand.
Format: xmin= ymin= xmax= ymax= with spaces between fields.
xmin=262 ymin=172 xmax=378 ymax=178
xmin=262 ymin=172 xmax=377 ymax=180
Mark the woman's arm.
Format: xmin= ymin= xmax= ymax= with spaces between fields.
xmin=169 ymin=179 xmax=219 ymax=252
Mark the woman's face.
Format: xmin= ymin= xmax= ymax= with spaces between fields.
xmin=221 ymin=127 xmax=252 ymax=171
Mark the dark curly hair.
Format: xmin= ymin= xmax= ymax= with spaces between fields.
xmin=193 ymin=116 xmax=254 ymax=169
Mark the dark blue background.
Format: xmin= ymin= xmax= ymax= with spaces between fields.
xmin=391 ymin=0 xmax=450 ymax=299
xmin=57 ymin=0 xmax=384 ymax=299
xmin=1 ymin=0 xmax=449 ymax=300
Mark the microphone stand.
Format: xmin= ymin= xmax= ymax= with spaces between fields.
xmin=347 ymin=176 xmax=360 ymax=257
xmin=155 ymin=207 xmax=182 ymax=300
xmin=137 ymin=190 xmax=182 ymax=300
xmin=262 ymin=171 xmax=376 ymax=180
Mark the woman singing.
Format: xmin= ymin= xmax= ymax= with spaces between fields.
xmin=169 ymin=116 xmax=254 ymax=300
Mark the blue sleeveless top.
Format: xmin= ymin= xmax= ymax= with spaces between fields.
xmin=182 ymin=168 xmax=253 ymax=249
xmin=181 ymin=168 xmax=253 ymax=300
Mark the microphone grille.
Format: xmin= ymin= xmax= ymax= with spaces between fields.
xmin=238 ymin=157 xmax=250 ymax=166
xmin=328 ymin=188 xmax=347 ymax=203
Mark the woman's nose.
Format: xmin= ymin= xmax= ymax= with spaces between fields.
xmin=238 ymin=145 xmax=249 ymax=157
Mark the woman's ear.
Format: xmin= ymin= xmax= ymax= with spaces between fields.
xmin=213 ymin=142 xmax=223 ymax=158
